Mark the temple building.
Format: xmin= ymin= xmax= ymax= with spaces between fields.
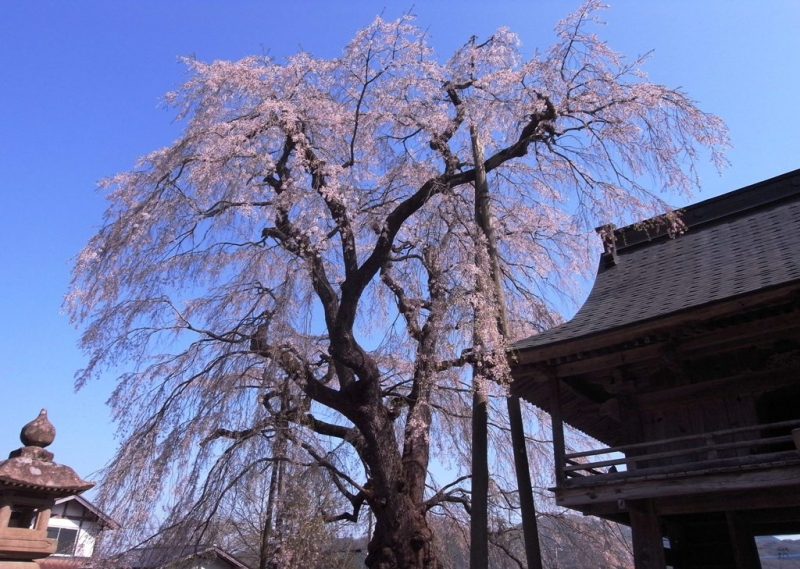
xmin=510 ymin=169 xmax=800 ymax=568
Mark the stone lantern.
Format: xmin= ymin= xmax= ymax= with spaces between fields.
xmin=0 ymin=410 xmax=93 ymax=568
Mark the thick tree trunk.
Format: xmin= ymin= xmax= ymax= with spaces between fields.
xmin=353 ymin=385 xmax=440 ymax=569
xmin=366 ymin=491 xmax=440 ymax=569
xmin=362 ymin=447 xmax=442 ymax=569
xmin=359 ymin=407 xmax=442 ymax=569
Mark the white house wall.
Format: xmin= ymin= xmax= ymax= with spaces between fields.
xmin=48 ymin=499 xmax=101 ymax=557
xmin=206 ymin=558 xmax=237 ymax=569
xmin=47 ymin=516 xmax=98 ymax=557
xmin=56 ymin=501 xmax=87 ymax=518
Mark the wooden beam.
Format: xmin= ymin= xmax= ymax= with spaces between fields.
xmin=574 ymin=487 xmax=800 ymax=522
xmin=553 ymin=342 xmax=664 ymax=378
xmin=677 ymin=306 xmax=800 ymax=354
xmin=506 ymin=395 xmax=544 ymax=569
xmin=637 ymin=363 xmax=800 ymax=411
xmin=564 ymin=438 xmax=798 ymax=472
xmin=555 ymin=463 xmax=800 ymax=509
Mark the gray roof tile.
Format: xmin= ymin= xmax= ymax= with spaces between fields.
xmin=512 ymin=170 xmax=800 ymax=352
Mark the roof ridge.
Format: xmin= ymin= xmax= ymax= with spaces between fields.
xmin=611 ymin=168 xmax=800 ymax=253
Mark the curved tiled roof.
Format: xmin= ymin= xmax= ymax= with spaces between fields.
xmin=123 ymin=545 xmax=253 ymax=569
xmin=512 ymin=170 xmax=800 ymax=354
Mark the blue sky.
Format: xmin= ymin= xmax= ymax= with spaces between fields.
xmin=1 ymin=1 xmax=798 ymax=488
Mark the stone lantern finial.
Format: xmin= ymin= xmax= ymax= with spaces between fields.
xmin=20 ymin=409 xmax=56 ymax=449
xmin=9 ymin=409 xmax=57 ymax=462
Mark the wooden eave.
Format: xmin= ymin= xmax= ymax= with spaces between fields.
xmin=512 ymin=277 xmax=800 ymax=375
xmin=510 ymin=281 xmax=800 ymax=447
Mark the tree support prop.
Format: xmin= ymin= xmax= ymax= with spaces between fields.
xmin=507 ymin=394 xmax=543 ymax=569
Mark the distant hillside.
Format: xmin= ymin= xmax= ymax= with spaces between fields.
xmin=428 ymin=513 xmax=633 ymax=569
xmin=240 ymin=518 xmax=800 ymax=568
xmin=432 ymin=519 xmax=800 ymax=568
xmin=757 ymin=536 xmax=800 ymax=569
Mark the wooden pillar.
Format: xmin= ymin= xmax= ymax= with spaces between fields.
xmin=628 ymin=499 xmax=666 ymax=569
xmin=726 ymin=511 xmax=762 ymax=569
xmin=469 ymin=123 xmax=490 ymax=569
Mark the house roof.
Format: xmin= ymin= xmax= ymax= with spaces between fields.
xmin=54 ymin=495 xmax=121 ymax=530
xmin=511 ymin=168 xmax=800 ymax=359
xmin=38 ymin=559 xmax=88 ymax=569
xmin=124 ymin=545 xmax=253 ymax=569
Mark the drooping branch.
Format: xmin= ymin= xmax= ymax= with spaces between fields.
xmin=424 ymin=474 xmax=472 ymax=513
xmin=286 ymin=431 xmax=367 ymax=497
xmin=380 ymin=264 xmax=423 ymax=341
xmin=200 ymin=421 xmax=272 ymax=446
xmin=428 ymin=82 xmax=469 ymax=175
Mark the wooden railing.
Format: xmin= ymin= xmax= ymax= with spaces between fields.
xmin=559 ymin=419 xmax=800 ymax=484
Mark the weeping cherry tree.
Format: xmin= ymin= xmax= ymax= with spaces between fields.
xmin=68 ymin=3 xmax=727 ymax=568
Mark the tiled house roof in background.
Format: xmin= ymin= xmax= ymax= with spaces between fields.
xmin=54 ymin=495 xmax=121 ymax=530
xmin=512 ymin=169 xmax=800 ymax=353
xmin=124 ymin=545 xmax=253 ymax=569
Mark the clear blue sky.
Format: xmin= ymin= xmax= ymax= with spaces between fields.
xmin=1 ymin=1 xmax=798 ymax=487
